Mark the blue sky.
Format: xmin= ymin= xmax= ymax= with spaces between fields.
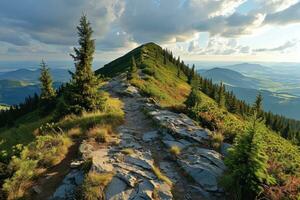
xmin=0 ymin=0 xmax=299 ymax=63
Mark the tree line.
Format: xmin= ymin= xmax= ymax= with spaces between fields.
xmin=161 ymin=48 xmax=300 ymax=144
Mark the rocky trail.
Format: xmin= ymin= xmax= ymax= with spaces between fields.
xmin=49 ymin=74 xmax=228 ymax=200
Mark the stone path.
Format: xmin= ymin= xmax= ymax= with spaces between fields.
xmin=50 ymin=74 xmax=226 ymax=200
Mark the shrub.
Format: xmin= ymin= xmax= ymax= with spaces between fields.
xmin=169 ymin=145 xmax=181 ymax=156
xmin=67 ymin=127 xmax=82 ymax=138
xmin=121 ymin=148 xmax=134 ymax=155
xmin=211 ymin=132 xmax=224 ymax=150
xmin=142 ymin=68 xmax=155 ymax=76
xmin=87 ymin=126 xmax=111 ymax=143
xmin=222 ymin=119 xmax=276 ymax=199
xmin=3 ymin=159 xmax=38 ymax=200
xmin=152 ymin=166 xmax=172 ymax=186
xmin=81 ymin=172 xmax=114 ymax=200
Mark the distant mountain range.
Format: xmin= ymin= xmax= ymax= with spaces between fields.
xmin=200 ymin=67 xmax=261 ymax=89
xmin=199 ymin=66 xmax=300 ymax=120
xmin=0 ymin=68 xmax=70 ymax=105
xmin=0 ymin=68 xmax=70 ymax=83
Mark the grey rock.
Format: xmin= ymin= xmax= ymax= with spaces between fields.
xmin=124 ymin=156 xmax=153 ymax=170
xmin=50 ymin=170 xmax=84 ymax=200
xmin=142 ymin=131 xmax=159 ymax=142
xmin=221 ymin=143 xmax=232 ymax=157
xmin=116 ymin=172 xmax=137 ymax=187
xmin=162 ymin=140 xmax=185 ymax=149
xmin=105 ymin=177 xmax=129 ymax=200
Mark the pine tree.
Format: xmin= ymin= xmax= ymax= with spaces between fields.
xmin=218 ymin=82 xmax=225 ymax=108
xmin=163 ymin=50 xmax=167 ymax=65
xmin=68 ymin=15 xmax=104 ymax=113
xmin=254 ymin=92 xmax=263 ymax=113
xmin=128 ymin=56 xmax=138 ymax=80
xmin=39 ymin=60 xmax=56 ymax=101
xmin=223 ymin=116 xmax=275 ymax=199
xmin=188 ymin=64 xmax=195 ymax=84
xmin=185 ymin=88 xmax=202 ymax=109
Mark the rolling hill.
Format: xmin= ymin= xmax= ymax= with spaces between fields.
xmin=0 ymin=68 xmax=70 ymax=83
xmin=200 ymin=67 xmax=260 ymax=89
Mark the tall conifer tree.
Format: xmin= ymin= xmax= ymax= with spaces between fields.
xmin=39 ymin=60 xmax=55 ymax=101
xmin=68 ymin=15 xmax=104 ymax=112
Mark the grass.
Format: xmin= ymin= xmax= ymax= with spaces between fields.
xmin=169 ymin=145 xmax=181 ymax=156
xmin=0 ymin=110 xmax=53 ymax=160
xmin=211 ymin=132 xmax=224 ymax=150
xmin=81 ymin=172 xmax=114 ymax=200
xmin=2 ymin=134 xmax=72 ymax=199
xmin=121 ymin=148 xmax=135 ymax=155
xmin=152 ymin=166 xmax=172 ymax=186
xmin=87 ymin=126 xmax=111 ymax=143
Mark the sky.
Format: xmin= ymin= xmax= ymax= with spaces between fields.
xmin=0 ymin=0 xmax=300 ymax=64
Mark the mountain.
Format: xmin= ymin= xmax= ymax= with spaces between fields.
xmin=200 ymin=67 xmax=260 ymax=89
xmin=0 ymin=81 xmax=62 ymax=105
xmin=220 ymin=63 xmax=272 ymax=74
xmin=0 ymin=68 xmax=70 ymax=83
xmin=1 ymin=42 xmax=300 ymax=200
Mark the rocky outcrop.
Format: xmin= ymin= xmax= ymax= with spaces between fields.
xmin=144 ymin=101 xmax=226 ymax=199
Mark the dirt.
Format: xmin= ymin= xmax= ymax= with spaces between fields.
xmin=30 ymin=140 xmax=81 ymax=200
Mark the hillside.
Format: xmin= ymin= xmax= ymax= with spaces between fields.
xmin=200 ymin=67 xmax=260 ymax=89
xmin=1 ymin=42 xmax=300 ymax=200
xmin=97 ymin=42 xmax=191 ymax=107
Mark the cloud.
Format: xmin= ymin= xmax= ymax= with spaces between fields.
xmin=264 ymin=1 xmax=300 ymax=25
xmin=187 ymin=36 xmax=251 ymax=55
xmin=254 ymin=40 xmax=298 ymax=52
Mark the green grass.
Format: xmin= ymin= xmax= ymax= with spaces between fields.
xmin=0 ymin=110 xmax=53 ymax=159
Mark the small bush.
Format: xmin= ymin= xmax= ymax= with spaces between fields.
xmin=169 ymin=145 xmax=181 ymax=156
xmin=211 ymin=132 xmax=224 ymax=150
xmin=142 ymin=68 xmax=155 ymax=76
xmin=3 ymin=159 xmax=38 ymax=200
xmin=152 ymin=166 xmax=172 ymax=186
xmin=121 ymin=148 xmax=134 ymax=155
xmin=87 ymin=126 xmax=111 ymax=143
xmin=67 ymin=127 xmax=82 ymax=138
xmin=81 ymin=172 xmax=114 ymax=200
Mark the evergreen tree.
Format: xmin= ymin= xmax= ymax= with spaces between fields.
xmin=185 ymin=88 xmax=202 ymax=109
xmin=254 ymin=92 xmax=263 ymax=114
xmin=39 ymin=60 xmax=56 ymax=101
xmin=127 ymin=56 xmax=138 ymax=80
xmin=223 ymin=116 xmax=275 ymax=199
xmin=218 ymin=82 xmax=225 ymax=108
xmin=163 ymin=50 xmax=167 ymax=65
xmin=188 ymin=64 xmax=195 ymax=84
xmin=68 ymin=15 xmax=104 ymax=113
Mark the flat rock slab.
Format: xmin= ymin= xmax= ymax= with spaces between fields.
xmin=178 ymin=147 xmax=225 ymax=192
xmin=50 ymin=170 xmax=84 ymax=200
xmin=142 ymin=131 xmax=159 ymax=142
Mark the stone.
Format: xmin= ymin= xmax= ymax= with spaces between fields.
xmin=178 ymin=147 xmax=225 ymax=192
xmin=221 ymin=143 xmax=232 ymax=157
xmin=79 ymin=141 xmax=94 ymax=160
xmin=91 ymin=149 xmax=114 ymax=172
xmin=116 ymin=172 xmax=137 ymax=187
xmin=162 ymin=140 xmax=185 ymax=149
xmin=70 ymin=160 xmax=84 ymax=168
xmin=142 ymin=131 xmax=159 ymax=142
xmin=130 ymin=179 xmax=154 ymax=200
xmin=50 ymin=170 xmax=84 ymax=199
xmin=124 ymin=156 xmax=153 ymax=170
xmin=105 ymin=177 xmax=129 ymax=200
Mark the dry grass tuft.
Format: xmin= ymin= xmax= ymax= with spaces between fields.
xmin=152 ymin=166 xmax=172 ymax=186
xmin=169 ymin=145 xmax=181 ymax=156
xmin=121 ymin=148 xmax=135 ymax=155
